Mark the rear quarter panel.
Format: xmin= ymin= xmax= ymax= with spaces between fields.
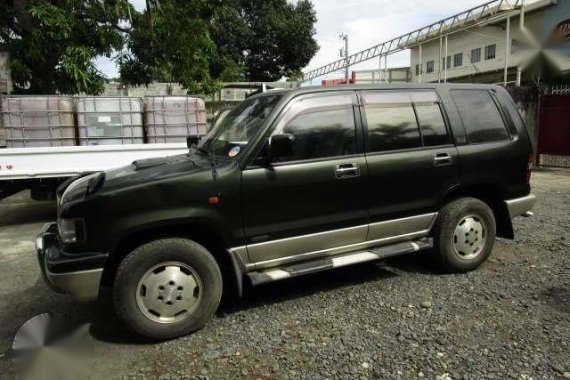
xmin=438 ymin=86 xmax=532 ymax=199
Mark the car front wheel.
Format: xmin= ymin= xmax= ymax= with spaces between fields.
xmin=113 ymin=238 xmax=222 ymax=340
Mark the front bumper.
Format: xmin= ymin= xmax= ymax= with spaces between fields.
xmin=505 ymin=194 xmax=537 ymax=219
xmin=36 ymin=222 xmax=108 ymax=302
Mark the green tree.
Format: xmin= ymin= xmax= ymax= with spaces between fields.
xmin=119 ymin=0 xmax=222 ymax=94
xmin=0 ymin=0 xmax=131 ymax=94
xmin=210 ymin=0 xmax=319 ymax=82
xmin=287 ymin=68 xmax=304 ymax=84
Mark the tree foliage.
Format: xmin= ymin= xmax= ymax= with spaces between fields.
xmin=119 ymin=0 xmax=222 ymax=94
xmin=0 ymin=0 xmax=131 ymax=94
xmin=210 ymin=0 xmax=318 ymax=82
xmin=0 ymin=0 xmax=319 ymax=95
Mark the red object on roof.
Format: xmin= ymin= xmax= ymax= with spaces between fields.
xmin=321 ymin=72 xmax=356 ymax=86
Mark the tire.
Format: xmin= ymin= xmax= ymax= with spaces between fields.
xmin=113 ymin=238 xmax=222 ymax=340
xmin=432 ymin=197 xmax=496 ymax=273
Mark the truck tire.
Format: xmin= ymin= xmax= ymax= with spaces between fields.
xmin=113 ymin=238 xmax=222 ymax=340
xmin=432 ymin=197 xmax=496 ymax=273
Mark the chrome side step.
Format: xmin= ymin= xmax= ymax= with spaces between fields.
xmin=247 ymin=238 xmax=432 ymax=286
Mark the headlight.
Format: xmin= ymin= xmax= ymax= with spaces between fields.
xmin=57 ymin=218 xmax=86 ymax=244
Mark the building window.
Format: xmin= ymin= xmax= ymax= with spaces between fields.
xmin=446 ymin=56 xmax=451 ymax=69
xmin=471 ymin=48 xmax=481 ymax=63
xmin=426 ymin=60 xmax=434 ymax=74
xmin=415 ymin=64 xmax=422 ymax=76
xmin=454 ymin=53 xmax=463 ymax=67
xmin=485 ymin=44 xmax=496 ymax=60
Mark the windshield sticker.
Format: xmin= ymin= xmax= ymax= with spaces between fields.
xmin=228 ymin=146 xmax=241 ymax=158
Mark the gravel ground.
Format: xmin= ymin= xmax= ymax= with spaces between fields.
xmin=0 ymin=168 xmax=568 ymax=380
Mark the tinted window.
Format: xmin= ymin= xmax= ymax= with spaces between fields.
xmin=274 ymin=107 xmax=356 ymax=161
xmin=452 ymin=90 xmax=509 ymax=143
xmin=415 ymin=104 xmax=449 ymax=146
xmin=365 ymin=105 xmax=421 ymax=152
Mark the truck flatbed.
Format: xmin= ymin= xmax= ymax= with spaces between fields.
xmin=0 ymin=143 xmax=188 ymax=199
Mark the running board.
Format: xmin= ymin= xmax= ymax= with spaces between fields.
xmin=247 ymin=238 xmax=432 ymax=286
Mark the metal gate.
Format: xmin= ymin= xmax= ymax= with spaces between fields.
xmin=538 ymin=93 xmax=570 ymax=167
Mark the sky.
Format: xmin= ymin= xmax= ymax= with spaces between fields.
xmin=96 ymin=0 xmax=491 ymax=82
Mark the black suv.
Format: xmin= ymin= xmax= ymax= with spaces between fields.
xmin=37 ymin=84 xmax=536 ymax=339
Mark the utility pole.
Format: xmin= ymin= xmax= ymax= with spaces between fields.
xmin=340 ymin=33 xmax=349 ymax=83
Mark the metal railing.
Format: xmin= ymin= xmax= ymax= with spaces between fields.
xmin=302 ymin=0 xmax=525 ymax=83
xmin=547 ymin=85 xmax=570 ymax=95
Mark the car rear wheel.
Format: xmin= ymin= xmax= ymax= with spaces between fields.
xmin=113 ymin=238 xmax=222 ymax=340
xmin=432 ymin=197 xmax=496 ymax=273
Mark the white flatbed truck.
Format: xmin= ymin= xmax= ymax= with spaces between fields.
xmin=0 ymin=143 xmax=188 ymax=200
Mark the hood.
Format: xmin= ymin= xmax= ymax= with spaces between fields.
xmin=101 ymin=153 xmax=222 ymax=193
xmin=58 ymin=152 xmax=234 ymax=206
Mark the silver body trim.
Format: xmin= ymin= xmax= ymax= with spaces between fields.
xmin=505 ymin=194 xmax=536 ymax=219
xmin=246 ymin=224 xmax=368 ymax=266
xmin=45 ymin=268 xmax=103 ymax=302
xmin=367 ymin=213 xmax=438 ymax=241
xmin=228 ymin=246 xmax=249 ymax=267
xmin=242 ymin=213 xmax=437 ymax=271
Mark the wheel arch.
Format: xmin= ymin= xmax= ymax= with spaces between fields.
xmin=442 ymin=183 xmax=514 ymax=239
xmin=101 ymin=221 xmax=244 ymax=298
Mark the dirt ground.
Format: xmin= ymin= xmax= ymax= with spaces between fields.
xmin=0 ymin=168 xmax=568 ymax=379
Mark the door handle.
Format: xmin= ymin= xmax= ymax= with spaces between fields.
xmin=335 ymin=163 xmax=360 ymax=179
xmin=433 ymin=153 xmax=453 ymax=167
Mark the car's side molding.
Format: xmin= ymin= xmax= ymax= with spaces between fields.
xmin=368 ymin=213 xmax=437 ymax=241
xmin=231 ymin=213 xmax=438 ymax=271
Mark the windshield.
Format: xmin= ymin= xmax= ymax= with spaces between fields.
xmin=198 ymin=94 xmax=283 ymax=159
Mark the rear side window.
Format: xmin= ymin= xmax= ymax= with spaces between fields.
xmin=452 ymin=90 xmax=509 ymax=143
xmin=365 ymin=106 xmax=421 ymax=151
xmin=361 ymin=91 xmax=449 ymax=152
xmin=415 ymin=104 xmax=449 ymax=146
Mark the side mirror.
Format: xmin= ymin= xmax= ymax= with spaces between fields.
xmin=187 ymin=135 xmax=201 ymax=149
xmin=268 ymin=133 xmax=295 ymax=159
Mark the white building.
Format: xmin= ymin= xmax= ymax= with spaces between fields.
xmin=409 ymin=0 xmax=570 ymax=84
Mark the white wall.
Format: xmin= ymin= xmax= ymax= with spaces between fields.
xmin=0 ymin=52 xmax=12 ymax=94
xmin=355 ymin=68 xmax=411 ymax=83
xmin=103 ymin=83 xmax=188 ymax=97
